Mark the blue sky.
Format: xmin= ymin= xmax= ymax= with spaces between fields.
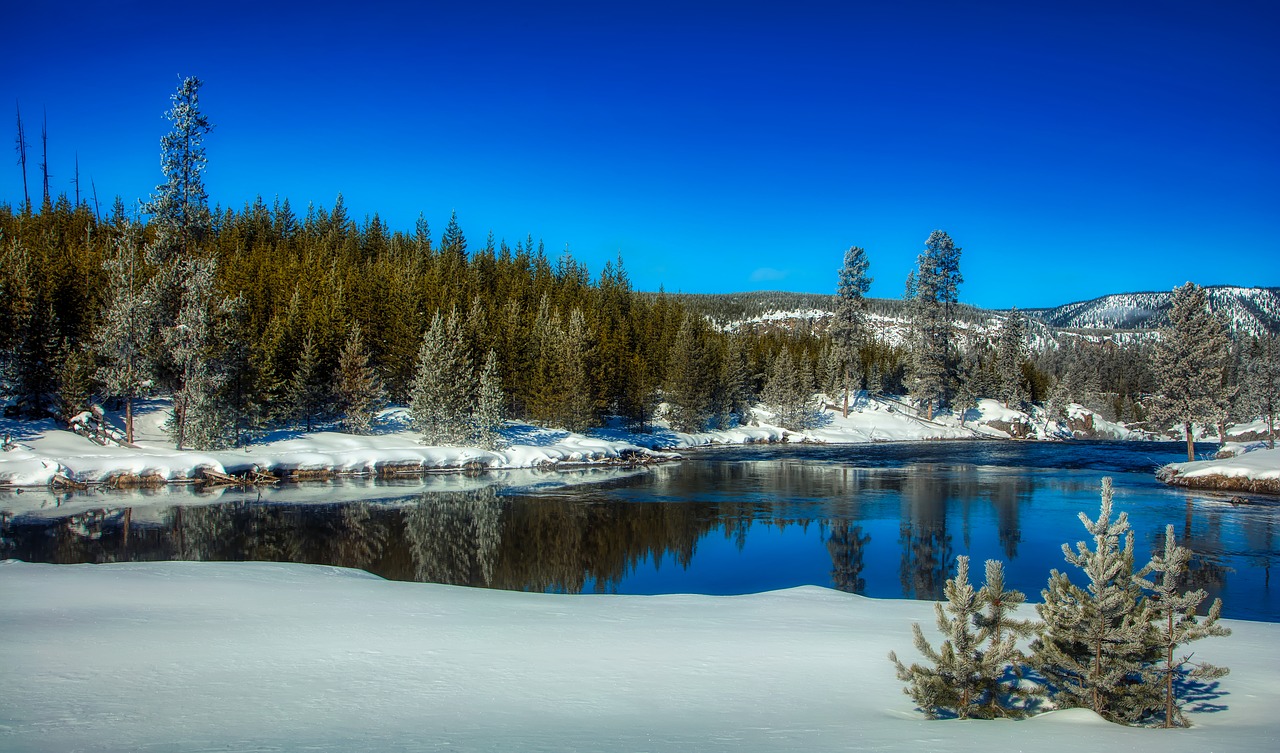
xmin=4 ymin=1 xmax=1277 ymax=308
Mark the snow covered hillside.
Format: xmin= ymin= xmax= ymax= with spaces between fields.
xmin=1028 ymin=285 xmax=1280 ymax=337
xmin=684 ymin=285 xmax=1280 ymax=346
xmin=1 ymin=560 xmax=1272 ymax=753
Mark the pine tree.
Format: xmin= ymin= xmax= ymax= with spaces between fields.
xmin=289 ymin=329 xmax=328 ymax=432
xmin=93 ymin=222 xmax=151 ymax=443
xmin=1152 ymin=283 xmax=1232 ymax=461
xmin=665 ymin=312 xmax=716 ymax=432
xmin=1241 ymin=332 xmax=1279 ymax=448
xmin=996 ymin=308 xmax=1028 ymax=409
xmin=334 ymin=322 xmax=384 ymax=434
xmin=166 ymin=257 xmax=240 ymax=449
xmin=832 ymin=245 xmax=872 ymax=417
xmin=1032 ymin=477 xmax=1159 ymax=725
xmin=973 ymin=559 xmax=1039 ymax=717
xmin=473 ymin=349 xmax=506 ymax=450
xmin=907 ymin=231 xmax=962 ymax=420
xmin=889 ymin=556 xmax=1016 ymax=719
xmin=142 ymin=76 xmax=212 ymax=263
xmin=1135 ymin=525 xmax=1230 ymax=728
xmin=410 ymin=310 xmax=474 ymax=445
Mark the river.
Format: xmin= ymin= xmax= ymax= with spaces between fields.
xmin=3 ymin=440 xmax=1277 ymax=621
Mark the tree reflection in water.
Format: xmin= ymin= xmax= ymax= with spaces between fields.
xmin=3 ymin=444 xmax=1279 ymax=620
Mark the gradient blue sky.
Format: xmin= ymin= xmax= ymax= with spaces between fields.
xmin=4 ymin=1 xmax=1277 ymax=308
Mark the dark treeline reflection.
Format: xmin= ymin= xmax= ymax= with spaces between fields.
xmin=3 ymin=447 xmax=1278 ymax=618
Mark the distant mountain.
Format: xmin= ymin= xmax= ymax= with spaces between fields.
xmin=1025 ymin=286 xmax=1280 ymax=336
xmin=671 ymin=285 xmax=1279 ymax=348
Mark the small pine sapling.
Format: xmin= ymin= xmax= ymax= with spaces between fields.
xmin=974 ymin=559 xmax=1041 ymax=717
xmin=1032 ymin=477 xmax=1159 ymax=725
xmin=889 ymin=555 xmax=1008 ymax=719
xmin=1136 ymin=525 xmax=1231 ymax=728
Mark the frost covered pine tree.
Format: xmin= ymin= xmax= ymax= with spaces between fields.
xmin=832 ymin=245 xmax=871 ymax=418
xmin=472 ymin=348 xmax=505 ymax=450
xmin=1032 ymin=477 xmax=1159 ymax=725
xmin=890 ymin=556 xmax=1022 ymax=719
xmin=410 ymin=310 xmax=474 ymax=445
xmin=1152 ymin=282 xmax=1232 ymax=462
xmin=334 ymin=322 xmax=384 ymax=435
xmin=165 ymin=256 xmax=242 ymax=449
xmin=907 ymin=231 xmax=962 ymax=420
xmin=973 ymin=558 xmax=1040 ymax=717
xmin=94 ymin=221 xmax=151 ymax=443
xmin=1136 ymin=525 xmax=1230 ymax=728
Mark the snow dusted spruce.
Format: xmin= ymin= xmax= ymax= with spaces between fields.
xmin=334 ymin=322 xmax=385 ymax=435
xmin=832 ymin=244 xmax=871 ymax=418
xmin=889 ymin=556 xmax=1033 ymax=719
xmin=1152 ymin=282 xmax=1233 ymax=461
xmin=906 ymin=230 xmax=962 ymax=420
xmin=891 ymin=478 xmax=1234 ymax=728
xmin=1032 ymin=477 xmax=1157 ymax=725
xmin=1137 ymin=524 xmax=1231 ymax=728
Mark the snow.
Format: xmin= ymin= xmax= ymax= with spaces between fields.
xmin=0 ymin=403 xmax=674 ymax=488
xmin=1 ymin=559 xmax=1273 ymax=752
xmin=1163 ymin=445 xmax=1280 ymax=484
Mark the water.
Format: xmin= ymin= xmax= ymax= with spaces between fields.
xmin=3 ymin=440 xmax=1277 ymax=621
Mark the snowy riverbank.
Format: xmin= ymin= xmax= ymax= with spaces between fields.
xmin=0 ymin=402 xmax=675 ymax=488
xmin=1 ymin=559 xmax=1274 ymax=753
xmin=1158 ymin=444 xmax=1280 ymax=495
xmin=0 ymin=394 xmax=1193 ymax=491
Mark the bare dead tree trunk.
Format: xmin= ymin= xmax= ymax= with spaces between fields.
xmin=91 ymin=178 xmax=101 ymax=221
xmin=15 ymin=102 xmax=29 ymax=212
xmin=40 ymin=110 xmax=50 ymax=208
xmin=73 ymin=151 xmax=80 ymax=207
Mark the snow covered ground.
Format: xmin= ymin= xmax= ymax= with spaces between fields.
xmin=1159 ymin=444 xmax=1280 ymax=494
xmin=1 ymin=559 xmax=1272 ymax=753
xmin=0 ymin=402 xmax=674 ymax=488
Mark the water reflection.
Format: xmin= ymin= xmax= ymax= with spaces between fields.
xmin=3 ymin=441 xmax=1278 ymax=620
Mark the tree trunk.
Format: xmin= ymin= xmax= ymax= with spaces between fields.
xmin=1165 ymin=617 xmax=1175 ymax=727
xmin=125 ymin=396 xmax=134 ymax=445
xmin=842 ymin=368 xmax=849 ymax=419
xmin=1184 ymin=421 xmax=1194 ymax=462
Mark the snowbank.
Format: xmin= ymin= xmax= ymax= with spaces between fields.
xmin=0 ymin=560 xmax=1272 ymax=752
xmin=1158 ymin=445 xmax=1280 ymax=495
xmin=0 ymin=406 xmax=675 ymax=488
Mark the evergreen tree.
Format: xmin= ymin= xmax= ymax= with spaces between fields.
xmin=890 ymin=556 xmax=1019 ymax=719
xmin=996 ymin=308 xmax=1028 ymax=409
xmin=289 ymin=329 xmax=327 ymax=432
xmin=973 ymin=558 xmax=1039 ymax=717
xmin=166 ymin=257 xmax=240 ymax=449
xmin=334 ymin=322 xmax=384 ymax=435
xmin=907 ymin=231 xmax=962 ymax=420
xmin=1152 ymin=283 xmax=1232 ymax=461
xmin=473 ymin=348 xmax=505 ymax=450
xmin=832 ymin=245 xmax=872 ymax=417
xmin=441 ymin=210 xmax=467 ymax=260
xmin=142 ymin=76 xmax=212 ymax=262
xmin=410 ymin=310 xmax=474 ymax=445
xmin=763 ymin=347 xmax=817 ymax=431
xmin=93 ymin=222 xmax=150 ymax=443
xmin=665 ymin=312 xmax=716 ymax=432
xmin=1135 ymin=525 xmax=1231 ymax=728
xmin=1241 ymin=332 xmax=1279 ymax=448
xmin=1032 ymin=477 xmax=1158 ymax=725
xmin=53 ymin=337 xmax=93 ymax=426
